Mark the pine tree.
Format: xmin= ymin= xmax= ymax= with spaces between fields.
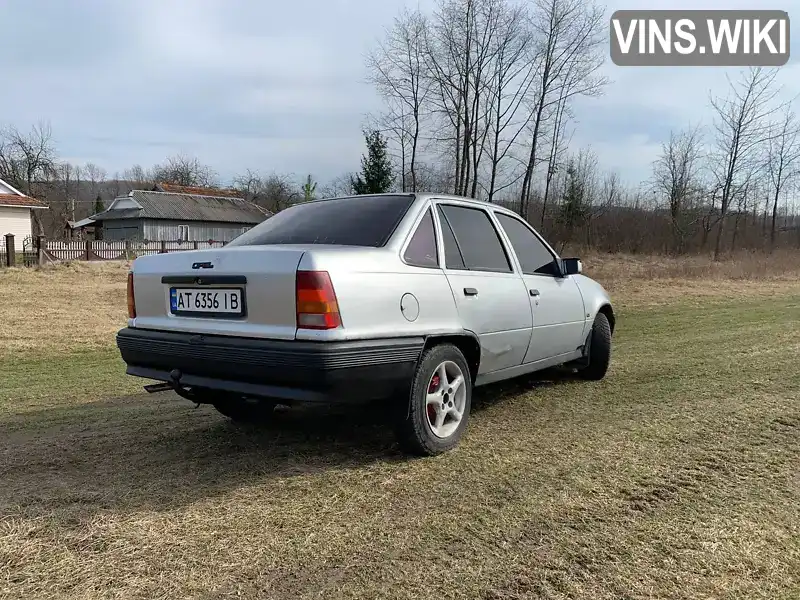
xmin=302 ymin=175 xmax=317 ymax=202
xmin=351 ymin=129 xmax=393 ymax=194
xmin=556 ymin=163 xmax=589 ymax=245
xmin=93 ymin=194 xmax=104 ymax=214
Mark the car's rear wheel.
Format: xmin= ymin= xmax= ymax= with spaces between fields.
xmin=578 ymin=312 xmax=612 ymax=381
xmin=394 ymin=344 xmax=472 ymax=456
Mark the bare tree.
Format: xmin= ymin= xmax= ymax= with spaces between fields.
xmin=367 ymin=0 xmax=608 ymax=206
xmin=123 ymin=164 xmax=151 ymax=188
xmin=483 ymin=0 xmax=536 ymax=202
xmin=709 ymin=67 xmax=783 ymax=259
xmin=84 ymin=162 xmax=107 ymax=198
xmin=232 ymin=170 xmax=298 ymax=212
xmin=152 ymin=154 xmax=217 ymax=187
xmin=52 ymin=162 xmax=75 ymax=231
xmin=518 ymin=0 xmax=607 ymax=220
xmin=766 ymin=106 xmax=800 ymax=251
xmin=372 ymin=104 xmax=412 ymax=191
xmin=425 ymin=0 xmax=506 ymax=198
xmin=540 ymin=89 xmax=574 ymax=229
xmin=367 ymin=8 xmax=431 ymax=192
xmin=0 ymin=122 xmax=57 ymax=235
xmin=319 ymin=173 xmax=355 ymax=198
xmin=232 ymin=168 xmax=264 ymax=201
xmin=553 ymin=146 xmax=597 ymax=250
xmin=652 ymin=126 xmax=703 ymax=254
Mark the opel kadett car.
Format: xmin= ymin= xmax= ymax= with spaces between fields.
xmin=117 ymin=193 xmax=615 ymax=455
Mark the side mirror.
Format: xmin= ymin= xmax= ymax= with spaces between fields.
xmin=561 ymin=257 xmax=582 ymax=276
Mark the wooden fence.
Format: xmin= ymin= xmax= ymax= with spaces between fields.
xmin=0 ymin=235 xmax=226 ymax=268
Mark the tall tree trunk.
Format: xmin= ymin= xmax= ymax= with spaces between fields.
xmin=770 ymin=187 xmax=780 ymax=251
xmin=410 ymin=111 xmax=419 ymax=192
xmin=519 ymin=100 xmax=546 ymax=221
xmin=713 ymin=216 xmax=726 ymax=259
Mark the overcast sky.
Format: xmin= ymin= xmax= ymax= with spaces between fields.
xmin=1 ymin=0 xmax=797 ymax=188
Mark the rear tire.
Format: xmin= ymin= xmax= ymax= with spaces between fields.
xmin=210 ymin=394 xmax=278 ymax=424
xmin=394 ymin=344 xmax=472 ymax=456
xmin=578 ymin=312 xmax=612 ymax=381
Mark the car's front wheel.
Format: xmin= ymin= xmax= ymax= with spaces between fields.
xmin=394 ymin=344 xmax=472 ymax=456
xmin=578 ymin=312 xmax=612 ymax=381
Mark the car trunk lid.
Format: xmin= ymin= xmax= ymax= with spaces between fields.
xmin=130 ymin=246 xmax=305 ymax=340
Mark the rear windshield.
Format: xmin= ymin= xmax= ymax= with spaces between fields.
xmin=227 ymin=194 xmax=415 ymax=248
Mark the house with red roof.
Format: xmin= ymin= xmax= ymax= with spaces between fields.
xmin=0 ymin=177 xmax=46 ymax=240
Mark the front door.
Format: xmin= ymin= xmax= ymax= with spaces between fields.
xmin=434 ymin=203 xmax=532 ymax=375
xmin=493 ymin=212 xmax=587 ymax=364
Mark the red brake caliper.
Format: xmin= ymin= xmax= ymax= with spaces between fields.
xmin=427 ymin=374 xmax=440 ymax=424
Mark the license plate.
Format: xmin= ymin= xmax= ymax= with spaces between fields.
xmin=169 ymin=287 xmax=244 ymax=316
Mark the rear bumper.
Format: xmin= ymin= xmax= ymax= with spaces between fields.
xmin=116 ymin=327 xmax=424 ymax=403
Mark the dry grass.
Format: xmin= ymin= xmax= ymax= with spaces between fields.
xmin=0 ymin=261 xmax=132 ymax=357
xmin=1 ymin=254 xmax=799 ymax=599
xmin=582 ymin=248 xmax=800 ymax=282
xmin=2 ymin=251 xmax=799 ymax=357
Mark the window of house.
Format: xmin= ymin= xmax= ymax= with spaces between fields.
xmin=437 ymin=205 xmax=512 ymax=273
xmin=495 ymin=213 xmax=559 ymax=276
xmin=177 ymin=225 xmax=189 ymax=242
xmin=403 ymin=208 xmax=439 ymax=268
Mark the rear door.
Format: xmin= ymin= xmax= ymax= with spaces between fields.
xmin=493 ymin=211 xmax=587 ymax=363
xmin=433 ymin=202 xmax=532 ymax=375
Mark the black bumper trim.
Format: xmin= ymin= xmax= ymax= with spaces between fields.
xmin=116 ymin=328 xmax=424 ymax=403
xmin=127 ymin=365 xmax=331 ymax=403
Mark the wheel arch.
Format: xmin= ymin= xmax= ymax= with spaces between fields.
xmin=597 ymin=303 xmax=615 ymax=335
xmin=422 ymin=332 xmax=481 ymax=383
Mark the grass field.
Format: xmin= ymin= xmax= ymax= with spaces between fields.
xmin=1 ymin=254 xmax=799 ymax=599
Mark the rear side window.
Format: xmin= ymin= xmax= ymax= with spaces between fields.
xmin=437 ymin=207 xmax=466 ymax=270
xmin=227 ymin=194 xmax=414 ymax=247
xmin=403 ymin=208 xmax=439 ymax=268
xmin=495 ymin=213 xmax=559 ymax=276
xmin=438 ymin=205 xmax=511 ymax=273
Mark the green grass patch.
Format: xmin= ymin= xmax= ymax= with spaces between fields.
xmin=1 ymin=293 xmax=799 ymax=600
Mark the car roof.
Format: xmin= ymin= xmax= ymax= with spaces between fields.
xmin=307 ymin=191 xmax=520 ymax=217
xmin=413 ymin=192 xmax=518 ymax=214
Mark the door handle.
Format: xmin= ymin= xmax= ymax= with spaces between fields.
xmin=529 ymin=289 xmax=540 ymax=297
xmin=464 ymin=287 xmax=479 ymax=297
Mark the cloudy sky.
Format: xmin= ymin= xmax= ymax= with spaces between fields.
xmin=1 ymin=0 xmax=797 ymax=188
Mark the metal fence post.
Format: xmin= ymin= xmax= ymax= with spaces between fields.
xmin=37 ymin=235 xmax=46 ymax=267
xmin=160 ymin=240 xmax=167 ymax=254
xmin=4 ymin=234 xmax=14 ymax=267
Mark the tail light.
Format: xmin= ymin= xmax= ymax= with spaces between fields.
xmin=127 ymin=271 xmax=136 ymax=319
xmin=296 ymin=270 xmax=341 ymax=330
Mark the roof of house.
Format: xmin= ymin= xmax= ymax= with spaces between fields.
xmin=0 ymin=193 xmax=46 ymax=208
xmin=0 ymin=176 xmax=47 ymax=208
xmin=68 ymin=217 xmax=97 ymax=229
xmin=88 ymin=190 xmax=271 ymax=225
xmin=153 ymin=182 xmax=244 ymax=198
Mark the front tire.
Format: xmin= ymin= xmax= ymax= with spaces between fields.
xmin=578 ymin=312 xmax=612 ymax=381
xmin=394 ymin=344 xmax=472 ymax=456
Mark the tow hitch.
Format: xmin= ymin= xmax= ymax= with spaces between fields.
xmin=143 ymin=382 xmax=172 ymax=393
xmin=143 ymin=369 xmax=201 ymax=403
